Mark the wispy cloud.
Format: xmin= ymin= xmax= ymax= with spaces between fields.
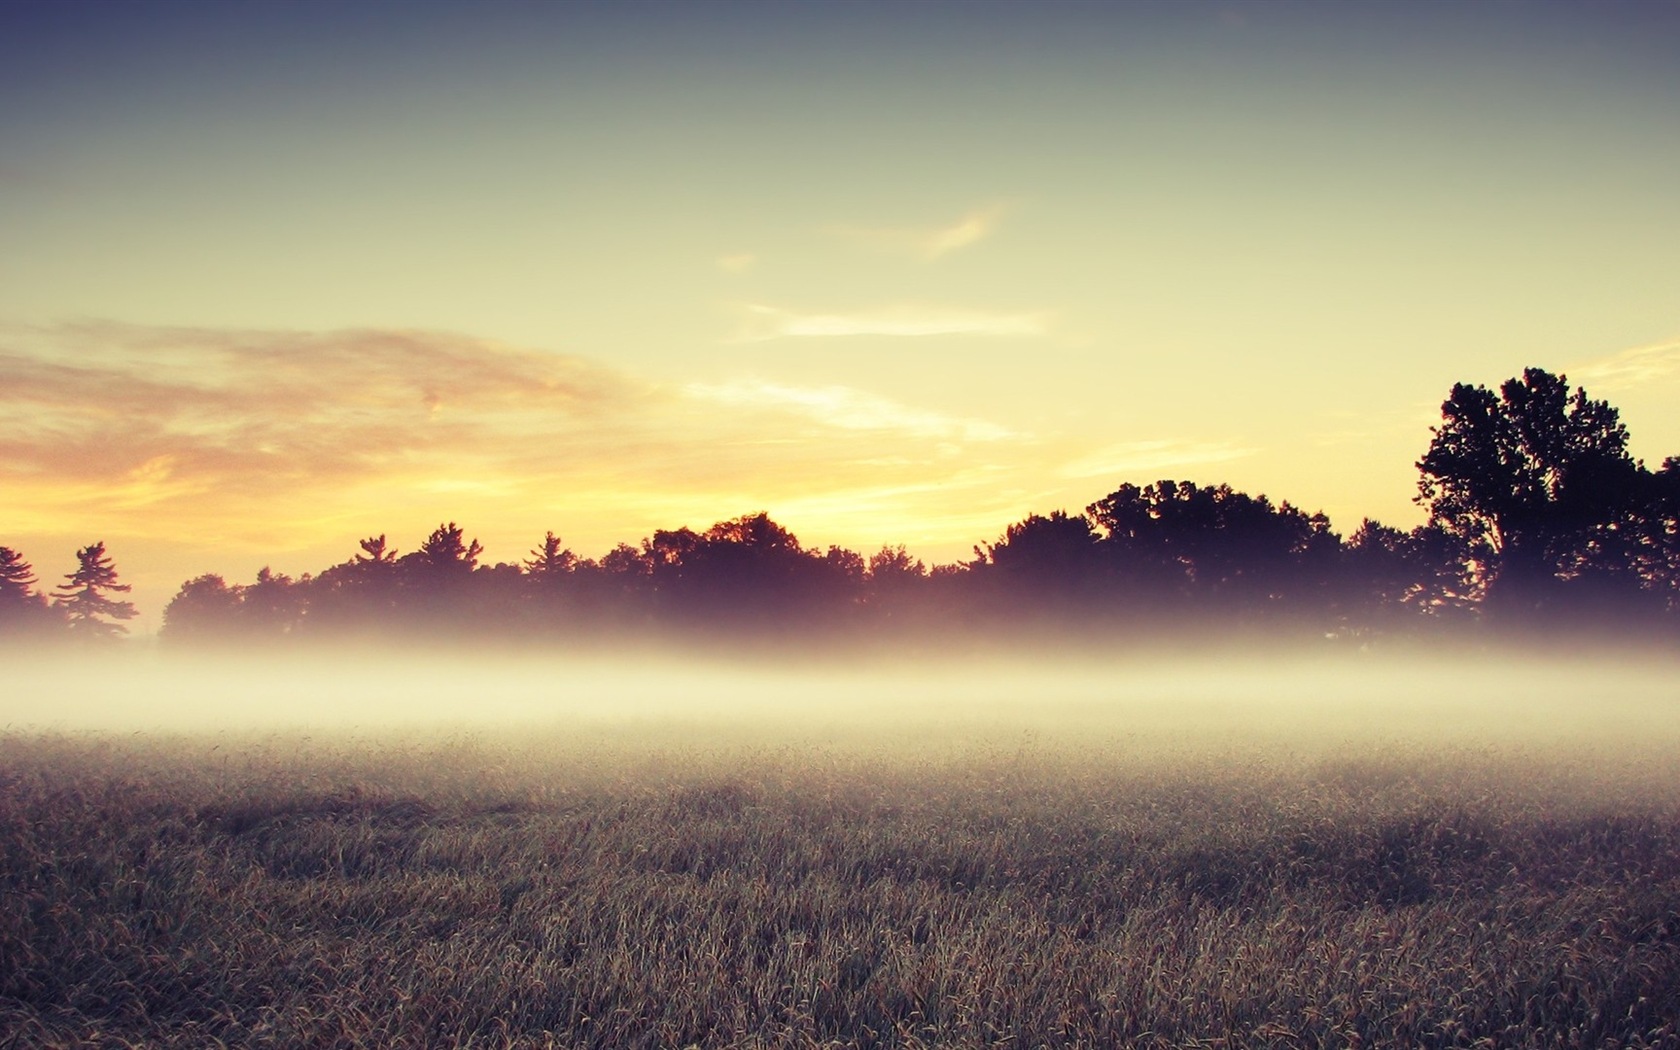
xmin=826 ymin=203 xmax=1006 ymax=261
xmin=1570 ymin=338 xmax=1680 ymax=393
xmin=0 ymin=322 xmax=1039 ymax=560
xmin=729 ymin=303 xmax=1050 ymax=342
xmin=715 ymin=252 xmax=756 ymax=273
xmin=1056 ymin=440 xmax=1257 ymax=480
xmin=0 ymin=323 xmax=628 ymax=498
xmin=684 ymin=379 xmax=1013 ymax=442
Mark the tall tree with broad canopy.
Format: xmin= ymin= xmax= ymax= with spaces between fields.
xmin=53 ymin=542 xmax=138 ymax=639
xmin=1416 ymin=368 xmax=1650 ymax=616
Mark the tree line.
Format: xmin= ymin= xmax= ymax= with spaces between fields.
xmin=3 ymin=368 xmax=1676 ymax=649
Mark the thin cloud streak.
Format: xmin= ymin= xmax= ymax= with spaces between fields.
xmin=1571 ymin=338 xmax=1680 ymax=392
xmin=684 ymin=379 xmax=1014 ymax=443
xmin=827 ymin=204 xmax=1007 ymax=261
xmin=729 ymin=303 xmax=1050 ymax=341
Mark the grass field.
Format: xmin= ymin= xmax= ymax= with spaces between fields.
xmin=3 ymin=654 xmax=1679 ymax=1048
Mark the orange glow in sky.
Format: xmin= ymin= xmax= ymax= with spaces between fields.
xmin=3 ymin=2 xmax=1678 ymax=628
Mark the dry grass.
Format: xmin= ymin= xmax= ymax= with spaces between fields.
xmin=2 ymin=729 xmax=1678 ymax=1049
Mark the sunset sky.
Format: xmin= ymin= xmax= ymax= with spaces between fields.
xmin=3 ymin=0 xmax=1679 ymax=630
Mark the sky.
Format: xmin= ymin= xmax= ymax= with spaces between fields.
xmin=3 ymin=0 xmax=1679 ymax=630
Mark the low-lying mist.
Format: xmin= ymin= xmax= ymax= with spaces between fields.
xmin=8 ymin=643 xmax=1677 ymax=775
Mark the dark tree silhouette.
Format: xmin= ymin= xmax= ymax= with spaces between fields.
xmin=53 ymin=542 xmax=138 ymax=640
xmin=1087 ymin=481 xmax=1337 ymax=615
xmin=0 ymin=545 xmax=60 ymax=635
xmin=161 ymin=574 xmax=244 ymax=641
xmin=979 ymin=511 xmax=1105 ymax=612
xmin=595 ymin=542 xmax=652 ymax=601
xmin=704 ymin=513 xmax=801 ymax=552
xmin=854 ymin=545 xmax=927 ymax=631
xmin=392 ymin=523 xmax=487 ymax=632
xmin=822 ymin=545 xmax=868 ymax=620
xmin=516 ymin=531 xmax=578 ymax=630
xmin=0 ymin=546 xmax=36 ymax=602
xmin=1416 ymin=368 xmax=1648 ymax=618
xmin=413 ymin=522 xmax=483 ymax=575
xmin=242 ymin=566 xmax=304 ymax=635
xmin=307 ymin=534 xmax=402 ymax=632
xmin=597 ymin=543 xmax=649 ymax=579
xmin=661 ymin=513 xmax=828 ymax=629
xmin=1615 ymin=456 xmax=1680 ymax=615
xmin=644 ymin=527 xmax=701 ymax=573
xmin=826 ymin=545 xmax=868 ymax=585
xmin=524 ymin=531 xmax=576 ymax=580
xmin=357 ymin=534 xmax=397 ymax=565
xmin=866 ymin=545 xmax=924 ymax=589
xmin=1338 ymin=519 xmax=1472 ymax=627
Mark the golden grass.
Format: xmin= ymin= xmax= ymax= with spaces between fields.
xmin=2 ymin=730 xmax=1678 ymax=1049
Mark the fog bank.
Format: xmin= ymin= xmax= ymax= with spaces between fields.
xmin=5 ymin=648 xmax=1676 ymax=766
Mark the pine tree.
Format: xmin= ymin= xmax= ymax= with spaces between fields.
xmin=524 ymin=531 xmax=575 ymax=579
xmin=53 ymin=542 xmax=138 ymax=639
xmin=0 ymin=546 xmax=37 ymax=605
xmin=356 ymin=534 xmax=397 ymax=565
xmin=0 ymin=545 xmax=59 ymax=635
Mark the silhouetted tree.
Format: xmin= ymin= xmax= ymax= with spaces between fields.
xmin=524 ymin=531 xmax=576 ymax=580
xmin=597 ymin=542 xmax=649 ymax=579
xmin=413 ymin=522 xmax=482 ymax=575
xmin=0 ymin=546 xmax=36 ymax=603
xmin=705 ymin=513 xmax=801 ymax=552
xmin=866 ymin=545 xmax=924 ymax=589
xmin=307 ymin=534 xmax=403 ymax=632
xmin=516 ymin=531 xmax=578 ymax=630
xmin=357 ymin=534 xmax=397 ymax=565
xmin=390 ymin=522 xmax=486 ymax=630
xmin=827 ymin=545 xmax=867 ymax=579
xmin=851 ymin=544 xmax=925 ymax=631
xmin=1416 ymin=368 xmax=1649 ymax=619
xmin=1087 ymin=481 xmax=1337 ymax=616
xmin=563 ymin=543 xmax=651 ymax=630
xmin=242 ymin=566 xmax=304 ymax=635
xmin=468 ymin=560 xmax=527 ymax=631
xmin=161 ymin=574 xmax=244 ymax=642
xmin=668 ymin=513 xmax=828 ymax=629
xmin=980 ymin=511 xmax=1106 ymax=615
xmin=53 ymin=542 xmax=137 ymax=640
xmin=821 ymin=545 xmax=868 ymax=619
xmin=0 ymin=546 xmax=59 ymax=636
xmin=1336 ymin=519 xmax=1472 ymax=628
xmin=644 ymin=527 xmax=701 ymax=573
xmin=1648 ymin=458 xmax=1680 ymax=612
xmin=1597 ymin=454 xmax=1680 ymax=619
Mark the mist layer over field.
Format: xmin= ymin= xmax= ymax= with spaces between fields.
xmin=7 ymin=646 xmax=1677 ymax=764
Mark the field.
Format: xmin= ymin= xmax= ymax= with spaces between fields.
xmin=3 ymin=652 xmax=1679 ymax=1048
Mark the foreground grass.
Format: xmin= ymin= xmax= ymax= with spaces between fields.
xmin=3 ymin=731 xmax=1678 ymax=1049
